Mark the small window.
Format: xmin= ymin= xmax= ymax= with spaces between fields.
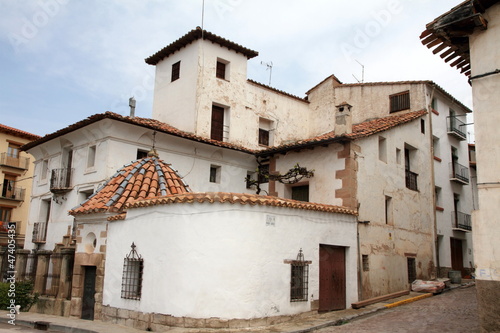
xmin=435 ymin=186 xmax=442 ymax=208
xmin=211 ymin=105 xmax=225 ymax=141
xmin=87 ymin=145 xmax=96 ymax=168
xmin=258 ymin=164 xmax=269 ymax=184
xmin=362 ymin=255 xmax=369 ymax=272
xmin=7 ymin=143 xmax=20 ymax=159
xmin=292 ymin=185 xmax=309 ymax=202
xmin=407 ymin=257 xmax=416 ymax=283
xmin=390 ymin=91 xmax=410 ymax=113
xmin=121 ymin=243 xmax=144 ymax=300
xmin=246 ymin=171 xmax=255 ymax=189
xmin=171 ymin=61 xmax=180 ymax=82
xmin=258 ymin=118 xmax=273 ymax=146
xmin=431 ymin=98 xmax=437 ymax=111
xmin=216 ymin=60 xmax=226 ymax=79
xmin=259 ymin=129 xmax=270 ymax=146
xmin=385 ymin=195 xmax=393 ymax=225
xmin=421 ymin=119 xmax=425 ymax=134
xmin=41 ymin=159 xmax=49 ymax=181
xmin=433 ymin=136 xmax=440 ymax=159
xmin=289 ymin=249 xmax=310 ymax=302
xmin=209 ymin=165 xmax=221 ymax=183
xmin=137 ymin=149 xmax=148 ymax=160
xmin=378 ymin=136 xmax=387 ymax=163
xmin=396 ymin=148 xmax=401 ymax=165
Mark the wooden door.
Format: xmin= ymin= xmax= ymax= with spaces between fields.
xmin=211 ymin=106 xmax=224 ymax=141
xmin=319 ymin=245 xmax=346 ymax=311
xmin=450 ymin=238 xmax=464 ymax=274
xmin=81 ymin=266 xmax=96 ymax=320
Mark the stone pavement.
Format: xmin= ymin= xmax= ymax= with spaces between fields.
xmin=0 ymin=281 xmax=474 ymax=333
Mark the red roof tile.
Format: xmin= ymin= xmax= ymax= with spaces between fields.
xmin=127 ymin=192 xmax=358 ymax=216
xmin=70 ymin=156 xmax=190 ymax=216
xmin=0 ymin=123 xmax=40 ymax=141
xmin=145 ymin=27 xmax=258 ymax=65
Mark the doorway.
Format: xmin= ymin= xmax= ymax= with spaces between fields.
xmin=319 ymin=245 xmax=346 ymax=311
xmin=81 ymin=266 xmax=96 ymax=320
xmin=450 ymin=238 xmax=464 ymax=275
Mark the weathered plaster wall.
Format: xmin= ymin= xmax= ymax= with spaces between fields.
xmin=104 ymin=202 xmax=358 ymax=320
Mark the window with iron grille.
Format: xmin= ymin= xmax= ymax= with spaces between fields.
xmin=171 ymin=61 xmax=180 ymax=82
xmin=121 ymin=243 xmax=143 ymax=300
xmin=287 ymin=249 xmax=310 ymax=302
xmin=407 ymin=257 xmax=416 ymax=283
xmin=362 ymin=255 xmax=369 ymax=271
xmin=390 ymin=91 xmax=410 ymax=113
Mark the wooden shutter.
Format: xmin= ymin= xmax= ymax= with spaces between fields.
xmin=216 ymin=61 xmax=226 ymax=79
xmin=211 ymin=105 xmax=224 ymax=141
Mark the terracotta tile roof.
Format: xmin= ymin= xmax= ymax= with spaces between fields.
xmin=70 ymin=156 xmax=190 ymax=216
xmin=21 ymin=112 xmax=256 ymax=154
xmin=247 ymin=79 xmax=309 ymax=103
xmin=127 ymin=192 xmax=358 ymax=216
xmin=0 ymin=123 xmax=40 ymax=141
xmin=257 ymin=110 xmax=427 ymax=156
xmin=145 ymin=27 xmax=258 ymax=65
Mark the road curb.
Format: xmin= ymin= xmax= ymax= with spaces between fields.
xmin=384 ymin=293 xmax=433 ymax=308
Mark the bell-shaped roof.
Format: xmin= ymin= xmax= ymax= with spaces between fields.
xmin=70 ymin=156 xmax=189 ymax=216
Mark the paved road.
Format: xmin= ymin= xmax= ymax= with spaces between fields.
xmin=0 ymin=321 xmax=64 ymax=332
xmin=316 ymin=285 xmax=479 ymax=333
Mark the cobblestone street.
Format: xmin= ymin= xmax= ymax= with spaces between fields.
xmin=316 ymin=285 xmax=479 ymax=333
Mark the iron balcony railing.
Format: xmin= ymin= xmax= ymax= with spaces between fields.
xmin=32 ymin=222 xmax=48 ymax=243
xmin=0 ymin=152 xmax=30 ymax=170
xmin=447 ymin=116 xmax=467 ymax=140
xmin=452 ymin=211 xmax=472 ymax=231
xmin=0 ymin=221 xmax=18 ymax=234
xmin=449 ymin=162 xmax=469 ymax=184
xmin=50 ymin=168 xmax=73 ymax=193
xmin=405 ymin=170 xmax=418 ymax=191
xmin=0 ymin=185 xmax=25 ymax=201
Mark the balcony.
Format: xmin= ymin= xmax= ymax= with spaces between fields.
xmin=405 ymin=170 xmax=418 ymax=191
xmin=32 ymin=222 xmax=47 ymax=243
xmin=0 ymin=153 xmax=30 ymax=170
xmin=0 ymin=221 xmax=19 ymax=246
xmin=0 ymin=220 xmax=18 ymax=234
xmin=50 ymin=168 xmax=73 ymax=193
xmin=447 ymin=116 xmax=467 ymax=141
xmin=452 ymin=211 xmax=472 ymax=231
xmin=450 ymin=162 xmax=469 ymax=185
xmin=0 ymin=185 xmax=25 ymax=201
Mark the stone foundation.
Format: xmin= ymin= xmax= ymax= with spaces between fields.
xmin=476 ymin=279 xmax=500 ymax=332
xmin=30 ymin=297 xmax=72 ymax=317
xmin=101 ymin=305 xmax=315 ymax=331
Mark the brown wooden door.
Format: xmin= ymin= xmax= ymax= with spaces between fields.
xmin=319 ymin=245 xmax=346 ymax=311
xmin=211 ymin=106 xmax=224 ymax=141
xmin=450 ymin=238 xmax=464 ymax=274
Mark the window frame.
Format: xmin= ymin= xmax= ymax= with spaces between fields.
xmin=285 ymin=249 xmax=311 ymax=302
xmin=216 ymin=60 xmax=227 ymax=80
xmin=389 ymin=90 xmax=410 ymax=113
xmin=171 ymin=61 xmax=180 ymax=82
xmin=121 ymin=243 xmax=144 ymax=300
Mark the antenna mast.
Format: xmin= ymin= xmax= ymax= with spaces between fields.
xmin=261 ymin=61 xmax=273 ymax=85
xmin=201 ymin=0 xmax=205 ymax=31
xmin=352 ymin=59 xmax=365 ymax=83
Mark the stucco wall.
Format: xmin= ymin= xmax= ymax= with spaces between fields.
xmin=103 ymin=202 xmax=357 ymax=320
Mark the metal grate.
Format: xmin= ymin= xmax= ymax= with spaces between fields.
xmin=390 ymin=91 xmax=410 ymax=113
xmin=362 ymin=255 xmax=369 ymax=272
xmin=121 ymin=243 xmax=143 ymax=300
xmin=290 ymin=249 xmax=309 ymax=302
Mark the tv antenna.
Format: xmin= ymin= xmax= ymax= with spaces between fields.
xmin=352 ymin=59 xmax=365 ymax=83
xmin=261 ymin=61 xmax=273 ymax=85
xmin=201 ymin=0 xmax=205 ymax=31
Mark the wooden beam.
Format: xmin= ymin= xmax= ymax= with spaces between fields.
xmin=351 ymin=290 xmax=410 ymax=309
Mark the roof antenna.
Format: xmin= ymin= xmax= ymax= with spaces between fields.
xmin=201 ymin=0 xmax=205 ymax=37
xmin=261 ymin=61 xmax=273 ymax=85
xmin=352 ymin=59 xmax=365 ymax=83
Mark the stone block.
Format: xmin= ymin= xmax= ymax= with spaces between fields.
xmin=117 ymin=308 xmax=129 ymax=319
xmin=266 ymin=315 xmax=291 ymax=326
xmin=228 ymin=319 xmax=250 ymax=329
xmin=152 ymin=313 xmax=168 ymax=325
xmin=184 ymin=317 xmax=206 ymax=328
xmin=165 ymin=315 xmax=184 ymax=327
xmin=128 ymin=309 xmax=139 ymax=320
xmin=134 ymin=319 xmax=150 ymax=331
xmin=100 ymin=230 xmax=107 ymax=238
xmin=138 ymin=312 xmax=151 ymax=322
xmin=116 ymin=318 xmax=127 ymax=327
xmin=206 ymin=317 xmax=229 ymax=328
xmin=102 ymin=305 xmax=117 ymax=317
xmin=249 ymin=317 xmax=268 ymax=327
xmin=70 ymin=298 xmax=82 ymax=317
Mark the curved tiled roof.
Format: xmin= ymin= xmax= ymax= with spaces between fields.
xmin=0 ymin=123 xmax=40 ymax=141
xmin=145 ymin=27 xmax=258 ymax=65
xmin=127 ymin=192 xmax=358 ymax=216
xmin=70 ymin=156 xmax=190 ymax=216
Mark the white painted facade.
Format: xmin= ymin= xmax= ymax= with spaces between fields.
xmin=101 ymin=202 xmax=357 ymax=319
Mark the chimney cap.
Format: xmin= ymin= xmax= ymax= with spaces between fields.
xmin=335 ymin=101 xmax=352 ymax=108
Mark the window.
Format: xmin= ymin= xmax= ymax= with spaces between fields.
xmin=2 ymin=175 xmax=17 ymax=199
xmin=258 ymin=164 xmax=269 ymax=184
xmin=385 ymin=195 xmax=393 ymax=225
xmin=171 ymin=61 xmax=180 ymax=82
xmin=258 ymin=118 xmax=273 ymax=146
xmin=137 ymin=149 xmax=148 ymax=159
xmin=216 ymin=60 xmax=227 ymax=79
xmin=407 ymin=257 xmax=416 ymax=283
xmin=41 ymin=159 xmax=48 ymax=181
xmin=246 ymin=171 xmax=255 ymax=189
xmin=259 ymin=129 xmax=270 ymax=146
xmin=390 ymin=90 xmax=410 ymax=113
xmin=0 ymin=207 xmax=13 ymax=232
xmin=378 ymin=136 xmax=387 ymax=163
xmin=288 ymin=249 xmax=310 ymax=302
xmin=433 ymin=136 xmax=440 ymax=159
xmin=7 ymin=143 xmax=20 ymax=159
xmin=33 ymin=199 xmax=50 ymax=243
xmin=396 ymin=148 xmax=401 ymax=165
xmin=292 ymin=185 xmax=309 ymax=202
xmin=121 ymin=243 xmax=144 ymax=300
xmin=87 ymin=145 xmax=96 ymax=169
xmin=211 ymin=105 xmax=225 ymax=141
xmin=405 ymin=146 xmax=418 ymax=191
xmin=431 ymin=98 xmax=437 ymax=111
xmin=421 ymin=119 xmax=425 ymax=134
xmin=435 ymin=186 xmax=443 ymax=210
xmin=362 ymin=255 xmax=369 ymax=272
xmin=209 ymin=165 xmax=221 ymax=183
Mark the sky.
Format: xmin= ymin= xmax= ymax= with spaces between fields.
xmin=0 ymin=0 xmax=473 ymax=138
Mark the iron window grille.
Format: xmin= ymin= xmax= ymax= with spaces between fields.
xmin=390 ymin=90 xmax=410 ymax=113
xmin=286 ymin=249 xmax=311 ymax=302
xmin=121 ymin=243 xmax=144 ymax=300
xmin=171 ymin=61 xmax=180 ymax=82
xmin=362 ymin=255 xmax=369 ymax=272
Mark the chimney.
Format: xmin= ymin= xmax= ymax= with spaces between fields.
xmin=335 ymin=102 xmax=353 ymax=135
xmin=129 ymin=97 xmax=136 ymax=117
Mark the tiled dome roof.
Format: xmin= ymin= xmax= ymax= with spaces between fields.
xmin=70 ymin=156 xmax=189 ymax=215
